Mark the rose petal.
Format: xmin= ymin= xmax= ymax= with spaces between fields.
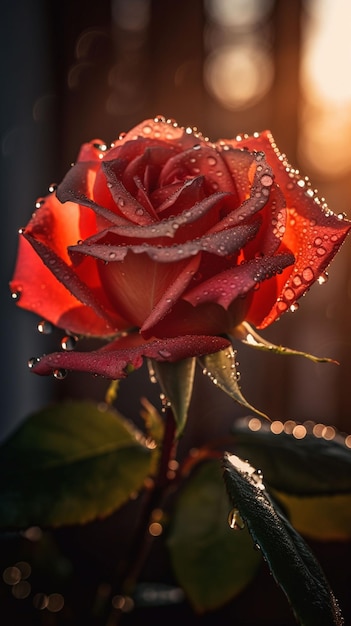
xmin=31 ymin=334 xmax=231 ymax=378
xmin=159 ymin=145 xmax=239 ymax=201
xmin=121 ymin=118 xmax=209 ymax=151
xmin=77 ymin=139 xmax=109 ymax=163
xmin=69 ymin=222 xmax=260 ymax=264
xmin=209 ymin=150 xmax=274 ymax=230
xmin=57 ymin=161 xmax=130 ymax=226
xmin=23 ymin=232 xmax=120 ymax=329
xmin=184 ymin=252 xmax=295 ymax=309
xmin=219 ymin=131 xmax=351 ymax=326
xmin=140 ymin=255 xmax=201 ymax=333
xmin=122 ymin=145 xmax=176 ymax=194
xmin=69 ymin=189 xmax=233 ymax=252
xmin=10 ymin=236 xmax=117 ymax=336
xmin=101 ymin=160 xmax=156 ymax=224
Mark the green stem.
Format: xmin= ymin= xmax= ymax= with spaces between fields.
xmin=102 ymin=407 xmax=178 ymax=625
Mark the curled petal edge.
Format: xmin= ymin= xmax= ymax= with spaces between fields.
xmin=31 ymin=334 xmax=231 ymax=379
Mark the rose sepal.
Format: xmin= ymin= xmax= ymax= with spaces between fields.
xmin=233 ymin=321 xmax=338 ymax=364
xmin=151 ymin=357 xmax=196 ymax=437
xmin=198 ymin=346 xmax=269 ymax=420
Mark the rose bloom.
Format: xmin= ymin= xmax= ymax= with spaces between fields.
xmin=10 ymin=117 xmax=350 ymax=378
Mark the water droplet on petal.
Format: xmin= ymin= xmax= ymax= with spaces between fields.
xmin=228 ymin=508 xmax=245 ymax=530
xmin=53 ymin=369 xmax=67 ymax=380
xmin=61 ymin=335 xmax=78 ymax=351
xmin=158 ymin=349 xmax=172 ymax=359
xmin=11 ymin=288 xmax=22 ymax=301
xmin=28 ymin=357 xmax=40 ymax=369
xmin=207 ymin=156 xmax=217 ymax=166
xmin=260 ymin=174 xmax=273 ymax=187
xmin=302 ymin=267 xmax=314 ymax=282
xmin=284 ymin=287 xmax=295 ymax=301
xmin=317 ymin=272 xmax=328 ymax=285
xmin=289 ymin=302 xmax=299 ymax=312
xmin=37 ymin=320 xmax=53 ymax=334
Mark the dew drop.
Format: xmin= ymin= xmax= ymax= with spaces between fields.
xmin=142 ymin=125 xmax=152 ymax=135
xmin=37 ymin=320 xmax=53 ymax=334
xmin=302 ymin=266 xmax=314 ymax=282
xmin=109 ymin=251 xmax=117 ymax=260
xmin=228 ymin=508 xmax=245 ymax=530
xmin=48 ymin=183 xmax=57 ymax=193
xmin=316 ymin=246 xmax=326 ymax=257
xmin=154 ymin=115 xmax=165 ymax=123
xmin=61 ymin=335 xmax=78 ymax=351
xmin=284 ymin=287 xmax=295 ymax=301
xmin=286 ymin=181 xmax=294 ymax=190
xmin=292 ymin=275 xmax=302 ymax=287
xmin=11 ymin=289 xmax=22 ymax=301
xmin=260 ymin=174 xmax=273 ymax=187
xmin=118 ymin=197 xmax=125 ymax=207
xmin=158 ymin=349 xmax=171 ymax=359
xmin=28 ymin=357 xmax=40 ymax=369
xmin=289 ymin=302 xmax=299 ymax=312
xmin=207 ymin=156 xmax=217 ymax=166
xmin=135 ymin=207 xmax=144 ymax=216
xmin=317 ymin=272 xmax=328 ymax=285
xmin=53 ymin=369 xmax=67 ymax=380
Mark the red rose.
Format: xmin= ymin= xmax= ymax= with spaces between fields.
xmin=10 ymin=117 xmax=350 ymax=378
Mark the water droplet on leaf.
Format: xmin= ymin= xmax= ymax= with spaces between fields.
xmin=228 ymin=508 xmax=245 ymax=530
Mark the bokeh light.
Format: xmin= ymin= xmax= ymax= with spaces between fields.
xmin=299 ymin=0 xmax=351 ymax=176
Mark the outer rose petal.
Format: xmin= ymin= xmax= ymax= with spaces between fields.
xmin=10 ymin=236 xmax=116 ymax=336
xmin=122 ymin=117 xmax=209 ymax=151
xmin=12 ymin=193 xmax=127 ymax=336
xmin=218 ymin=131 xmax=351 ymax=327
xmin=32 ymin=334 xmax=231 ymax=378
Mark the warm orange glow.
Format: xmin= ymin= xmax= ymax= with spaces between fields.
xmin=270 ymin=420 xmax=284 ymax=434
xmin=292 ymin=424 xmax=307 ymax=439
xmin=248 ymin=417 xmax=262 ymax=431
xmin=299 ymin=0 xmax=351 ymax=176
xmin=149 ymin=522 xmax=163 ymax=537
xmin=204 ymin=44 xmax=273 ymax=111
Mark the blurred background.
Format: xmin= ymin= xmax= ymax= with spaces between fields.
xmin=2 ymin=1 xmax=351 ymax=624
xmin=2 ymin=0 xmax=351 ymax=439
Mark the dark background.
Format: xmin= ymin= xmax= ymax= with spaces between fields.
xmin=1 ymin=1 xmax=351 ymax=624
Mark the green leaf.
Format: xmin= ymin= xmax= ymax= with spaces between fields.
xmin=0 ymin=401 xmax=153 ymax=528
xmin=151 ymin=357 xmax=196 ymax=437
xmin=233 ymin=321 xmax=337 ymax=364
xmin=198 ymin=346 xmax=269 ymax=420
xmin=167 ymin=460 xmax=261 ymax=613
xmin=273 ymin=491 xmax=351 ymax=542
xmin=223 ymin=453 xmax=344 ymax=626
xmin=232 ymin=418 xmax=351 ymax=495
